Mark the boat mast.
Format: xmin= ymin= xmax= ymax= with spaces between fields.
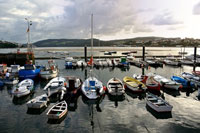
xmin=91 ymin=14 xmax=94 ymax=70
xmin=25 ymin=18 xmax=32 ymax=53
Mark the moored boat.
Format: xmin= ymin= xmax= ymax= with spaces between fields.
xmin=146 ymin=93 xmax=173 ymax=112
xmin=40 ymin=60 xmax=59 ymax=80
xmin=153 ymin=75 xmax=181 ymax=90
xmin=82 ymin=76 xmax=105 ymax=99
xmin=47 ymin=101 xmax=68 ymax=120
xmin=18 ymin=64 xmax=41 ymax=80
xmin=12 ymin=79 xmax=34 ymax=98
xmin=27 ymin=94 xmax=49 ymax=109
xmin=43 ymin=77 xmax=67 ymax=98
xmin=107 ymin=77 xmax=125 ymax=96
xmin=65 ymin=76 xmax=82 ymax=94
xmin=171 ymin=76 xmax=195 ymax=89
xmin=123 ymin=76 xmax=147 ymax=92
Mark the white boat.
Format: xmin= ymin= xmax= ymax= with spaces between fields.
xmin=153 ymin=75 xmax=181 ymax=90
xmin=81 ymin=14 xmax=105 ymax=99
xmin=182 ymin=72 xmax=200 ymax=86
xmin=27 ymin=94 xmax=49 ymax=109
xmin=146 ymin=93 xmax=173 ymax=112
xmin=82 ymin=76 xmax=104 ymax=99
xmin=10 ymin=65 xmax=20 ymax=72
xmin=107 ymin=78 xmax=125 ymax=96
xmin=12 ymin=79 xmax=34 ymax=98
xmin=164 ymin=59 xmax=180 ymax=66
xmin=47 ymin=101 xmax=68 ymax=119
xmin=106 ymin=59 xmax=113 ymax=67
xmin=43 ymin=77 xmax=66 ymax=99
xmin=76 ymin=60 xmax=87 ymax=67
xmin=111 ymin=59 xmax=118 ymax=67
xmin=40 ymin=60 xmax=59 ymax=80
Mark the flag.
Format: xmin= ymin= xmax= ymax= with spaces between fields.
xmin=87 ymin=56 xmax=93 ymax=66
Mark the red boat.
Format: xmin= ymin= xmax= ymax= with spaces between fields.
xmin=192 ymin=71 xmax=200 ymax=77
xmin=133 ymin=74 xmax=160 ymax=91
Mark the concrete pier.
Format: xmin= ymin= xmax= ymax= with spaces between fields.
xmin=0 ymin=52 xmax=34 ymax=66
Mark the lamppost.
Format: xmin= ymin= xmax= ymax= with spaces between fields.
xmin=25 ymin=18 xmax=32 ymax=53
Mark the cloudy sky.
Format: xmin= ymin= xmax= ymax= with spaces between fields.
xmin=1 ymin=0 xmax=200 ymax=43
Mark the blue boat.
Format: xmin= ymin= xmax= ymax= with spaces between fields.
xmin=19 ymin=64 xmax=41 ymax=80
xmin=171 ymin=76 xmax=195 ymax=88
xmin=65 ymin=61 xmax=73 ymax=69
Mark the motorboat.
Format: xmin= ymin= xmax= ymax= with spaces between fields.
xmin=107 ymin=77 xmax=125 ymax=96
xmin=146 ymin=93 xmax=173 ymax=112
xmin=18 ymin=64 xmax=41 ymax=80
xmin=65 ymin=57 xmax=74 ymax=69
xmin=27 ymin=94 xmax=49 ymax=109
xmin=65 ymin=76 xmax=82 ymax=94
xmin=12 ymin=79 xmax=34 ymax=98
xmin=40 ymin=60 xmax=59 ymax=80
xmin=43 ymin=77 xmax=67 ymax=99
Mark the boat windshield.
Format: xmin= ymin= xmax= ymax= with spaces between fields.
xmin=25 ymin=65 xmax=35 ymax=70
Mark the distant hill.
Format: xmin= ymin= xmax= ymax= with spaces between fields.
xmin=33 ymin=37 xmax=165 ymax=47
xmin=0 ymin=40 xmax=18 ymax=48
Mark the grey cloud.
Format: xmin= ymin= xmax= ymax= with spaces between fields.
xmin=0 ymin=0 xmax=153 ymax=43
xmin=193 ymin=2 xmax=200 ymax=15
xmin=149 ymin=12 xmax=182 ymax=26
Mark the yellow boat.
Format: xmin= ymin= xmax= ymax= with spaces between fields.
xmin=123 ymin=76 xmax=147 ymax=92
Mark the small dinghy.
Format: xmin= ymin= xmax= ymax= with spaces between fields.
xmin=146 ymin=93 xmax=173 ymax=112
xmin=47 ymin=101 xmax=68 ymax=120
xmin=123 ymin=76 xmax=147 ymax=92
xmin=12 ymin=79 xmax=34 ymax=98
xmin=27 ymin=94 xmax=49 ymax=109
xmin=107 ymin=77 xmax=125 ymax=96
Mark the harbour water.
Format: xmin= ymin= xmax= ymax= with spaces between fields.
xmin=0 ymin=47 xmax=200 ymax=133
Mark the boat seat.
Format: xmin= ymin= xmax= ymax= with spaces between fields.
xmin=148 ymin=97 xmax=157 ymax=101
xmin=51 ymin=109 xmax=64 ymax=112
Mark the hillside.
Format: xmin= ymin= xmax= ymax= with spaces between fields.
xmin=0 ymin=41 xmax=18 ymax=48
xmin=33 ymin=37 xmax=164 ymax=47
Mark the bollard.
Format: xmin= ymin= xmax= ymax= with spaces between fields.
xmin=84 ymin=46 xmax=87 ymax=62
xmin=193 ymin=47 xmax=197 ymax=71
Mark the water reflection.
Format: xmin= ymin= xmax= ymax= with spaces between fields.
xmin=125 ymin=89 xmax=146 ymax=100
xmin=47 ymin=113 xmax=68 ymax=124
xmin=107 ymin=94 xmax=125 ymax=108
xmin=12 ymin=94 xmax=34 ymax=105
xmin=146 ymin=105 xmax=172 ymax=119
xmin=161 ymin=88 xmax=181 ymax=97
xmin=27 ymin=106 xmax=47 ymax=115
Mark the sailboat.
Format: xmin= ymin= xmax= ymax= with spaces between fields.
xmin=81 ymin=14 xmax=105 ymax=99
